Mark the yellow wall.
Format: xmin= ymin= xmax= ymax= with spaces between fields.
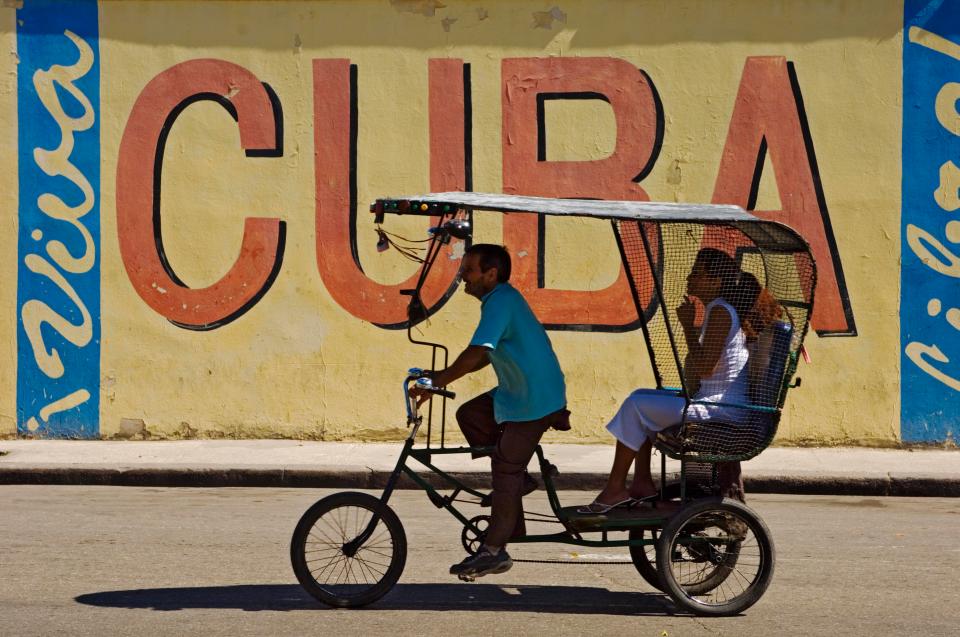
xmin=4 ymin=1 xmax=907 ymax=445
xmin=1 ymin=19 xmax=18 ymax=437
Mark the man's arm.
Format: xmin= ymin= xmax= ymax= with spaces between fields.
xmin=431 ymin=345 xmax=490 ymax=388
xmin=409 ymin=345 xmax=490 ymax=404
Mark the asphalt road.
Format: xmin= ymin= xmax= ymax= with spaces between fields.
xmin=1 ymin=486 xmax=957 ymax=636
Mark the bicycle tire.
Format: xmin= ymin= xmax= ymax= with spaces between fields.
xmin=657 ymin=497 xmax=774 ymax=616
xmin=628 ymin=527 xmax=664 ymax=591
xmin=291 ymin=491 xmax=406 ymax=608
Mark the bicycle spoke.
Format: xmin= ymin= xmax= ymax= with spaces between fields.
xmin=306 ymin=552 xmax=343 ymax=567
xmin=354 ymin=556 xmax=386 ymax=581
xmin=359 ymin=546 xmax=393 ymax=560
xmin=311 ymin=549 xmax=346 ymax=573
xmin=312 ymin=554 xmax=345 ymax=581
xmin=354 ymin=556 xmax=391 ymax=570
xmin=303 ymin=546 xmax=340 ymax=555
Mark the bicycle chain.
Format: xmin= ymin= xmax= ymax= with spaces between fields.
xmin=512 ymin=558 xmax=635 ymax=565
xmin=458 ymin=498 xmax=645 ymax=564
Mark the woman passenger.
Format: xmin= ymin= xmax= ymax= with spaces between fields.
xmin=579 ymin=248 xmax=753 ymax=513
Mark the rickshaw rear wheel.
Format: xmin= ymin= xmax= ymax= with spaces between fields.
xmin=291 ymin=491 xmax=407 ymax=608
xmin=628 ymin=528 xmax=664 ymax=591
xmin=630 ymin=524 xmax=739 ymax=595
xmin=657 ymin=497 xmax=774 ymax=616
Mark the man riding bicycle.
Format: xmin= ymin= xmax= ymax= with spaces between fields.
xmin=410 ymin=243 xmax=569 ymax=579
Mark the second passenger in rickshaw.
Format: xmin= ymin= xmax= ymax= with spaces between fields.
xmin=580 ymin=248 xmax=754 ymax=513
xmin=410 ymin=244 xmax=569 ymax=578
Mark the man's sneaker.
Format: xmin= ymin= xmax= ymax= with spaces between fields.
xmin=480 ymin=472 xmax=539 ymax=507
xmin=450 ymin=547 xmax=513 ymax=579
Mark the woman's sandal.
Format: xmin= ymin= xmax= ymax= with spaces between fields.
xmin=576 ymin=497 xmax=635 ymax=514
xmin=625 ymin=493 xmax=659 ymax=509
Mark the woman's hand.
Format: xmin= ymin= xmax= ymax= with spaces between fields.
xmin=676 ymin=295 xmax=697 ymax=330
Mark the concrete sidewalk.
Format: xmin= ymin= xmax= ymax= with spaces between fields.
xmin=1 ymin=440 xmax=958 ymax=496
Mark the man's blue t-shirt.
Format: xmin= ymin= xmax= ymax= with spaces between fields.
xmin=470 ymin=283 xmax=566 ymax=423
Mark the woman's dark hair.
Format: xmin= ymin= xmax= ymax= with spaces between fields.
xmin=736 ymin=272 xmax=763 ymax=338
xmin=694 ymin=248 xmax=771 ymax=327
xmin=694 ymin=248 xmax=739 ymax=302
xmin=466 ymin=244 xmax=511 ymax=282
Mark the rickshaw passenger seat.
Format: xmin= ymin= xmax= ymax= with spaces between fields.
xmin=751 ymin=320 xmax=794 ymax=408
xmin=655 ymin=320 xmax=795 ymax=461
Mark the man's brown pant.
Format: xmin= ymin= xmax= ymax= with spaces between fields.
xmin=456 ymin=392 xmax=569 ymax=548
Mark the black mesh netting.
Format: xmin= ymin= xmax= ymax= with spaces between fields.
xmin=614 ymin=220 xmax=816 ymax=461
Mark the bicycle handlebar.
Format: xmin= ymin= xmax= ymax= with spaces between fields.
xmin=406 ymin=367 xmax=456 ymax=400
xmin=422 ymin=386 xmax=456 ymax=399
xmin=403 ymin=368 xmax=456 ymax=429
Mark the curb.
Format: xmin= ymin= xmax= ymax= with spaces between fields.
xmin=2 ymin=468 xmax=959 ymax=497
xmin=744 ymin=474 xmax=960 ymax=498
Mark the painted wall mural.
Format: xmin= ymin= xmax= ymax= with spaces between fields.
xmin=118 ymin=55 xmax=855 ymax=332
xmin=902 ymin=0 xmax=960 ymax=444
xmin=0 ymin=1 xmax=925 ymax=444
xmin=117 ymin=58 xmax=286 ymax=331
xmin=15 ymin=0 xmax=100 ymax=437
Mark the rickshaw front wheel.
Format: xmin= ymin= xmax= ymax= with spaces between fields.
xmin=291 ymin=491 xmax=407 ymax=608
xmin=657 ymin=497 xmax=774 ymax=616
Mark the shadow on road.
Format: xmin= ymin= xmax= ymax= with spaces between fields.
xmin=76 ymin=583 xmax=675 ymax=615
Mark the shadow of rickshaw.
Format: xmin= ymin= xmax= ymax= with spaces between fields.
xmin=76 ymin=582 xmax=683 ymax=616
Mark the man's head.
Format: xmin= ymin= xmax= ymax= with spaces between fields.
xmin=460 ymin=244 xmax=511 ymax=299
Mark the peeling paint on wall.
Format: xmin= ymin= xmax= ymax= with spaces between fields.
xmin=390 ymin=0 xmax=446 ymax=18
xmin=532 ymin=6 xmax=566 ymax=29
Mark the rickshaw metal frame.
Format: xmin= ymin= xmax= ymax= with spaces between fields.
xmin=290 ymin=192 xmax=816 ymax=615
xmin=367 ymin=191 xmax=815 ymax=548
xmin=382 ymin=401 xmax=673 ymax=555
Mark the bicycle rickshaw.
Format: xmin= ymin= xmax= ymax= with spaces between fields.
xmin=291 ymin=193 xmax=816 ymax=616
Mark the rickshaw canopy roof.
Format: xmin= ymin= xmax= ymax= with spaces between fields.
xmin=373 ymin=192 xmax=811 ymax=253
xmin=374 ymin=192 xmax=757 ymax=222
xmin=373 ymin=191 xmax=817 ymax=456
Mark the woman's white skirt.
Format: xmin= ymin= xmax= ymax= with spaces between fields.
xmin=605 ymin=389 xmax=686 ymax=451
xmin=605 ymin=388 xmax=746 ymax=451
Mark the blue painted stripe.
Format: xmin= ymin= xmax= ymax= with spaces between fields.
xmin=16 ymin=0 xmax=101 ymax=438
xmin=901 ymin=0 xmax=960 ymax=443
